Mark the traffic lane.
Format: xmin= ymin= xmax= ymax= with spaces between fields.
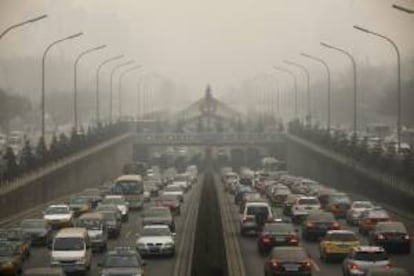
xmin=21 ymin=183 xmax=198 ymax=276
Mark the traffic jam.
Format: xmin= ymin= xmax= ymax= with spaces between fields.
xmin=221 ymin=157 xmax=411 ymax=276
xmin=0 ymin=162 xmax=198 ymax=276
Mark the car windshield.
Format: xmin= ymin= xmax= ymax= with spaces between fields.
xmin=325 ymin=232 xmax=357 ymax=241
xmin=103 ymin=255 xmax=139 ymax=268
xmin=0 ymin=230 xmax=21 ymax=240
xmin=76 ymin=219 xmax=102 ymax=230
xmin=21 ymin=220 xmax=46 ymax=229
xmin=298 ymin=198 xmax=319 ymax=205
xmin=0 ymin=245 xmax=15 ymax=256
xmin=160 ymin=195 xmax=178 ymax=201
xmin=101 ymin=212 xmax=117 ymax=221
xmin=113 ymin=181 xmax=144 ymax=194
xmin=174 ymin=175 xmax=187 ymax=182
xmin=142 ymin=227 xmax=171 ymax=236
xmin=377 ymin=223 xmax=407 ymax=233
xmin=53 ymin=237 xmax=84 ymax=250
xmin=145 ymin=209 xmax=169 ymax=218
xmin=354 ymin=251 xmax=388 ymax=261
xmin=330 ymin=194 xmax=351 ymax=203
xmin=264 ymin=223 xmax=293 ymax=234
xmin=69 ymin=198 xmax=88 ymax=205
xmin=45 ymin=207 xmax=69 ymax=214
xmin=246 ymin=206 xmax=269 ymax=216
xmin=165 ymin=186 xmax=181 ymax=192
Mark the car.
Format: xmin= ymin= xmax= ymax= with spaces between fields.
xmin=301 ymin=211 xmax=340 ymax=241
xmin=99 ymin=210 xmax=122 ymax=239
xmin=163 ymin=184 xmax=184 ymax=202
xmin=20 ymin=219 xmax=52 ymax=246
xmin=240 ymin=201 xmax=273 ymax=236
xmin=346 ymin=201 xmax=374 ymax=226
xmin=22 ymin=267 xmax=65 ymax=275
xmin=358 ymin=208 xmax=390 ymax=235
xmin=268 ymin=185 xmax=291 ymax=207
xmin=101 ymin=195 xmax=129 ymax=222
xmin=257 ymin=221 xmax=299 ymax=255
xmin=99 ymin=247 xmax=146 ymax=275
xmin=79 ymin=188 xmax=103 ymax=207
xmin=0 ymin=241 xmax=23 ymax=275
xmin=75 ymin=212 xmax=108 ymax=252
xmin=263 ymin=246 xmax=312 ymax=276
xmin=342 ymin=246 xmax=390 ymax=276
xmin=67 ymin=196 xmax=92 ymax=217
xmin=319 ymin=230 xmax=360 ymax=262
xmin=283 ymin=194 xmax=304 ymax=217
xmin=239 ymin=192 xmax=264 ymax=213
xmin=157 ymin=194 xmax=181 ymax=215
xmin=323 ymin=193 xmax=351 ymax=218
xmin=173 ymin=174 xmax=191 ymax=191
xmin=142 ymin=206 xmax=176 ymax=232
xmin=234 ymin=185 xmax=253 ymax=205
xmin=366 ymin=267 xmax=409 ymax=276
xmin=224 ymin=172 xmax=239 ymax=192
xmin=136 ymin=225 xmax=176 ymax=257
xmin=368 ymin=221 xmax=410 ymax=254
xmin=43 ymin=204 xmax=74 ymax=229
xmin=0 ymin=228 xmax=31 ymax=259
xmin=291 ymin=196 xmax=321 ymax=224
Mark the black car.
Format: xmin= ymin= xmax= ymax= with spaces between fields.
xmin=20 ymin=219 xmax=52 ymax=246
xmin=257 ymin=221 xmax=299 ymax=255
xmin=368 ymin=221 xmax=411 ymax=254
xmin=99 ymin=247 xmax=146 ymax=276
xmin=263 ymin=246 xmax=312 ymax=276
xmin=301 ymin=211 xmax=340 ymax=241
xmin=142 ymin=207 xmax=175 ymax=232
xmin=99 ymin=211 xmax=122 ymax=239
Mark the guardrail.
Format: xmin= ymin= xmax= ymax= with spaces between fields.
xmin=134 ymin=132 xmax=282 ymax=145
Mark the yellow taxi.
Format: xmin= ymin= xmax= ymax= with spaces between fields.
xmin=319 ymin=230 xmax=360 ymax=262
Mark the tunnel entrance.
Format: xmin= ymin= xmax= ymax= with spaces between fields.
xmin=191 ymin=172 xmax=228 ymax=276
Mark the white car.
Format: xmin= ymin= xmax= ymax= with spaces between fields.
xmin=291 ymin=196 xmax=321 ymax=223
xmin=136 ymin=225 xmax=175 ymax=257
xmin=43 ymin=204 xmax=74 ymax=229
xmin=346 ymin=200 xmax=374 ymax=225
xmin=163 ymin=184 xmax=184 ymax=202
xmin=240 ymin=201 xmax=273 ymax=236
xmin=101 ymin=195 xmax=129 ymax=222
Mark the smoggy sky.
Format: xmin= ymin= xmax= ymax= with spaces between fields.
xmin=0 ymin=0 xmax=413 ymax=103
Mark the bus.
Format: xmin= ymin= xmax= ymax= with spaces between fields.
xmin=112 ymin=175 xmax=144 ymax=210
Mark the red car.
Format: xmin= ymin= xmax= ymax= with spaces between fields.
xmin=156 ymin=194 xmax=181 ymax=215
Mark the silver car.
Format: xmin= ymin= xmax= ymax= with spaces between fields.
xmin=342 ymin=246 xmax=390 ymax=276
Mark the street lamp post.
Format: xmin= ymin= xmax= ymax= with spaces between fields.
xmin=321 ymin=42 xmax=357 ymax=137
xmin=95 ymin=55 xmax=123 ymax=125
xmin=284 ymin=60 xmax=311 ymax=122
xmin=392 ymin=4 xmax=414 ymax=13
xmin=118 ymin=65 xmax=142 ymax=120
xmin=0 ymin=14 xmax=47 ymax=40
xmin=354 ymin=25 xmax=402 ymax=151
xmin=109 ymin=60 xmax=134 ymax=123
xmin=273 ymin=66 xmax=298 ymax=118
xmin=300 ymin=53 xmax=331 ymax=132
xmin=73 ymin=45 xmax=106 ymax=131
xmin=41 ymin=32 xmax=83 ymax=138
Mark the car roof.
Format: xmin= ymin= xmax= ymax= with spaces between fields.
xmin=143 ymin=224 xmax=169 ymax=230
xmin=55 ymin=227 xmax=87 ymax=238
xmin=47 ymin=204 xmax=69 ymax=208
xmin=245 ymin=202 xmax=270 ymax=207
xmin=22 ymin=267 xmax=65 ymax=276
xmin=326 ymin=230 xmax=355 ymax=235
xmin=78 ymin=212 xmax=104 ymax=219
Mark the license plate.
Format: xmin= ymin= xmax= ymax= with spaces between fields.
xmin=150 ymin=247 xmax=160 ymax=252
xmin=284 ymin=264 xmax=299 ymax=271
xmin=275 ymin=237 xmax=286 ymax=242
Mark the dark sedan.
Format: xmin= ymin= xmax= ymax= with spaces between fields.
xmin=301 ymin=211 xmax=340 ymax=241
xmin=20 ymin=219 xmax=52 ymax=246
xmin=368 ymin=221 xmax=410 ymax=254
xmin=257 ymin=221 xmax=299 ymax=255
xmin=263 ymin=246 xmax=312 ymax=276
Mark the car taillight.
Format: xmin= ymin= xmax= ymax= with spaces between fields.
xmin=348 ymin=262 xmax=360 ymax=271
xmin=262 ymin=237 xmax=271 ymax=243
xmin=306 ymin=222 xmax=314 ymax=228
xmin=404 ymin=234 xmax=410 ymax=240
xmin=332 ymin=222 xmax=340 ymax=229
xmin=289 ymin=234 xmax=298 ymax=243
xmin=365 ymin=218 xmax=372 ymax=224
xmin=303 ymin=261 xmax=312 ymax=270
xmin=377 ymin=234 xmax=385 ymax=240
xmin=269 ymin=259 xmax=279 ymax=269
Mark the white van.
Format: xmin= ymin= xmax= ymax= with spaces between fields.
xmin=50 ymin=228 xmax=92 ymax=274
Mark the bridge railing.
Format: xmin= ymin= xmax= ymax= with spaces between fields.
xmin=134 ymin=132 xmax=282 ymax=145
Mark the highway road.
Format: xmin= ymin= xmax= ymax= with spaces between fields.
xmin=222 ymin=178 xmax=414 ymax=276
xmin=7 ymin=173 xmax=203 ymax=276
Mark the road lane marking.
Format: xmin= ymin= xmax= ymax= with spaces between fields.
xmin=311 ymin=258 xmax=321 ymax=272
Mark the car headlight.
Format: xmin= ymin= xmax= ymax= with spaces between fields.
xmin=76 ymin=257 xmax=86 ymax=265
xmin=0 ymin=262 xmax=14 ymax=268
xmin=164 ymin=242 xmax=174 ymax=248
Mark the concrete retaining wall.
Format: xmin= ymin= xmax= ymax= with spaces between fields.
xmin=285 ymin=133 xmax=414 ymax=211
xmin=0 ymin=133 xmax=133 ymax=220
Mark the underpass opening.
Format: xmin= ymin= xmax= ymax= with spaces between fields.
xmin=191 ymin=171 xmax=228 ymax=276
